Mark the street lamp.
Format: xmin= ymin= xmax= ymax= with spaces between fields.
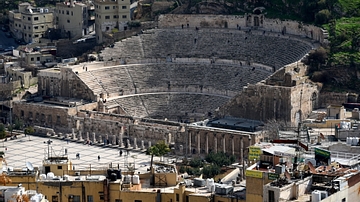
xmin=44 ymin=139 xmax=53 ymax=159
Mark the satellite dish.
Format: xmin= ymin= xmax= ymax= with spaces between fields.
xmin=26 ymin=162 xmax=34 ymax=171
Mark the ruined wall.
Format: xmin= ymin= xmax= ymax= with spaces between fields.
xmin=38 ymin=67 xmax=96 ymax=101
xmin=219 ymin=84 xmax=293 ymax=124
xmin=158 ymin=14 xmax=324 ymax=42
xmin=12 ymin=102 xmax=76 ymax=130
xmin=318 ymin=92 xmax=348 ymax=108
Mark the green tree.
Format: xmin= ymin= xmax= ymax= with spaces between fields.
xmin=13 ymin=119 xmax=23 ymax=130
xmin=24 ymin=126 xmax=35 ymax=135
xmin=147 ymin=140 xmax=170 ymax=169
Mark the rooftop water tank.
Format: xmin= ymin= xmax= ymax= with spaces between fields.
xmin=123 ymin=175 xmax=131 ymax=184
xmin=46 ymin=172 xmax=55 ymax=180
xmin=39 ymin=174 xmax=47 ymax=180
xmin=132 ymin=175 xmax=140 ymax=184
xmin=110 ymin=173 xmax=117 ymax=181
xmin=63 ymin=175 xmax=69 ymax=181
xmin=193 ymin=178 xmax=206 ymax=187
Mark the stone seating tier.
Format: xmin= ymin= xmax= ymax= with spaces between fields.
xmin=109 ymin=93 xmax=229 ymax=121
xmin=76 ymin=63 xmax=272 ymax=98
xmin=100 ymin=28 xmax=313 ymax=69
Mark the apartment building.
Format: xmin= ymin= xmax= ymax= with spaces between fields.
xmin=8 ymin=2 xmax=54 ymax=44
xmin=55 ymin=0 xmax=95 ymax=39
xmin=94 ymin=0 xmax=131 ymax=43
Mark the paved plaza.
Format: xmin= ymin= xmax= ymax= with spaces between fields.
xmin=1 ymin=134 xmax=176 ymax=174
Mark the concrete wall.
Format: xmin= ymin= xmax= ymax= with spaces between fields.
xmin=321 ymin=176 xmax=360 ymax=202
xmin=262 ymin=176 xmax=312 ymax=202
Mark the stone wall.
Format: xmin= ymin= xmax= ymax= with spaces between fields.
xmin=37 ymin=67 xmax=96 ymax=101
xmin=318 ymin=92 xmax=348 ymax=108
xmin=219 ymin=62 xmax=321 ymax=126
xmin=158 ymin=14 xmax=325 ymax=43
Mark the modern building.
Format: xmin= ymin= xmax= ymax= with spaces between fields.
xmin=55 ymin=0 xmax=95 ymax=39
xmin=94 ymin=0 xmax=131 ymax=43
xmin=8 ymin=3 xmax=54 ymax=44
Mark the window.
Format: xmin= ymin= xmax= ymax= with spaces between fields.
xmin=57 ymin=166 xmax=62 ymax=169
xmin=62 ymin=10 xmax=64 ymax=14
xmin=34 ymin=17 xmax=38 ymax=21
xmin=113 ymin=6 xmax=116 ymax=9
xmin=58 ymin=10 xmax=60 ymax=13
xmin=105 ymin=16 xmax=110 ymax=19
xmin=31 ymin=58 xmax=34 ymax=61
xmin=37 ymin=57 xmax=40 ymax=61
xmin=176 ymin=194 xmax=179 ymax=202
xmin=113 ymin=15 xmax=118 ymax=19
xmin=268 ymin=190 xmax=275 ymax=202
xmin=21 ymin=110 xmax=24 ymax=117
xmin=134 ymin=200 xmax=142 ymax=202
xmin=342 ymin=198 xmax=346 ymax=202
xmin=87 ymin=196 xmax=93 ymax=202
xmin=29 ymin=34 xmax=31 ymax=37
xmin=35 ymin=35 xmax=39 ymax=37
xmin=66 ymin=10 xmax=69 ymax=15
xmin=15 ymin=24 xmax=17 ymax=27
xmin=71 ymin=11 xmax=73 ymax=16
xmin=122 ymin=15 xmax=127 ymax=19
xmin=52 ymin=195 xmax=59 ymax=202
xmin=106 ymin=27 xmax=110 ymax=31
xmin=28 ymin=17 xmax=31 ymax=21
xmin=115 ymin=200 xmax=122 ymax=202
xmin=41 ymin=26 xmax=44 ymax=28
xmin=23 ymin=16 xmax=25 ymax=19
xmin=34 ymin=26 xmax=38 ymax=29
xmin=24 ymin=26 xmax=26 ymax=29
xmin=105 ymin=6 xmax=110 ymax=10
xmin=73 ymin=195 xmax=80 ymax=202
xmin=67 ymin=20 xmax=70 ymax=23
xmin=122 ymin=6 xmax=126 ymax=9
xmin=28 ymin=26 xmax=30 ymax=29
xmin=25 ymin=34 xmax=27 ymax=37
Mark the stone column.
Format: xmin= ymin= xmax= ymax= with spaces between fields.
xmin=188 ymin=132 xmax=192 ymax=155
xmin=214 ymin=134 xmax=217 ymax=153
xmin=134 ymin=138 xmax=138 ymax=149
xmin=127 ymin=139 xmax=131 ymax=148
xmin=112 ymin=135 xmax=116 ymax=145
xmin=231 ymin=136 xmax=235 ymax=155
xmin=92 ymin=132 xmax=96 ymax=143
xmin=179 ymin=145 xmax=183 ymax=155
xmin=205 ymin=133 xmax=209 ymax=154
xmin=222 ymin=135 xmax=226 ymax=153
xmin=119 ymin=132 xmax=124 ymax=147
xmin=197 ymin=132 xmax=201 ymax=154
xmin=78 ymin=130 xmax=82 ymax=141
xmin=148 ymin=141 xmax=151 ymax=149
xmin=86 ymin=132 xmax=89 ymax=141
xmin=141 ymin=140 xmax=145 ymax=150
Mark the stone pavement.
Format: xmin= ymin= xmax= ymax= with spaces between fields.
xmin=1 ymin=134 xmax=177 ymax=174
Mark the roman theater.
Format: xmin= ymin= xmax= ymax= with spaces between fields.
xmin=13 ymin=13 xmax=325 ymax=158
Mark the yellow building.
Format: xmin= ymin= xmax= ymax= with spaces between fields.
xmin=8 ymin=3 xmax=54 ymax=44
xmin=3 ymin=155 xmax=247 ymax=202
xmin=55 ymin=0 xmax=95 ymax=39
xmin=94 ymin=0 xmax=131 ymax=43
